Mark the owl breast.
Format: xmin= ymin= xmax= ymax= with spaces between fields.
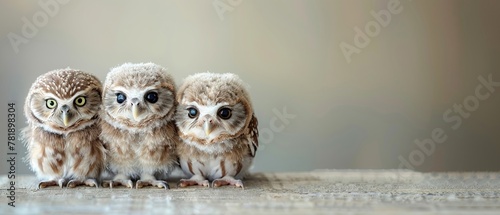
xmin=177 ymin=136 xmax=253 ymax=180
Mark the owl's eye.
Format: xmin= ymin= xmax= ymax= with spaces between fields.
xmin=46 ymin=99 xmax=57 ymax=109
xmin=74 ymin=96 xmax=86 ymax=107
xmin=218 ymin=108 xmax=232 ymax=120
xmin=187 ymin=107 xmax=198 ymax=118
xmin=116 ymin=93 xmax=126 ymax=104
xmin=145 ymin=92 xmax=158 ymax=103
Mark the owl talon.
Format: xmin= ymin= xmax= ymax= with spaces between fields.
xmin=136 ymin=180 xmax=169 ymax=189
xmin=212 ymin=178 xmax=244 ymax=189
xmin=105 ymin=179 xmax=134 ymax=189
xmin=177 ymin=179 xmax=210 ymax=188
xmin=58 ymin=178 xmax=67 ymax=188
xmin=37 ymin=181 xmax=54 ymax=189
xmin=38 ymin=179 xmax=66 ymax=189
xmin=102 ymin=180 xmax=112 ymax=188
xmin=67 ymin=179 xmax=99 ymax=188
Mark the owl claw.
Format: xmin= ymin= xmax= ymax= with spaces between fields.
xmin=37 ymin=179 xmax=67 ymax=189
xmin=136 ymin=180 xmax=169 ymax=189
xmin=212 ymin=178 xmax=244 ymax=189
xmin=177 ymin=179 xmax=210 ymax=188
xmin=67 ymin=179 xmax=99 ymax=188
xmin=102 ymin=180 xmax=112 ymax=188
xmin=37 ymin=181 xmax=53 ymax=189
xmin=67 ymin=180 xmax=77 ymax=188
xmin=103 ymin=179 xmax=134 ymax=189
xmin=58 ymin=178 xmax=67 ymax=188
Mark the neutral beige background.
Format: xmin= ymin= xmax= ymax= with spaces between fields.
xmin=1 ymin=0 xmax=499 ymax=175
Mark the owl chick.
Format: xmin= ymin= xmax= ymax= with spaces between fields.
xmin=100 ymin=63 xmax=178 ymax=189
xmin=176 ymin=73 xmax=258 ymax=188
xmin=22 ymin=69 xmax=105 ymax=189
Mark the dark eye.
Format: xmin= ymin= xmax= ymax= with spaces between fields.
xmin=46 ymin=99 xmax=57 ymax=109
xmin=116 ymin=93 xmax=126 ymax=104
xmin=218 ymin=108 xmax=232 ymax=120
xmin=74 ymin=96 xmax=86 ymax=107
xmin=145 ymin=92 xmax=158 ymax=103
xmin=187 ymin=107 xmax=198 ymax=118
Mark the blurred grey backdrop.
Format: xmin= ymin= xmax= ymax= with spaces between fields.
xmin=1 ymin=0 xmax=499 ymax=175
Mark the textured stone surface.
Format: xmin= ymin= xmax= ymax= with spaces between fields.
xmin=1 ymin=170 xmax=500 ymax=214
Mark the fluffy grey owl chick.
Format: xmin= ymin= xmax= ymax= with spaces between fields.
xmin=100 ymin=63 xmax=179 ymax=189
xmin=175 ymin=72 xmax=258 ymax=188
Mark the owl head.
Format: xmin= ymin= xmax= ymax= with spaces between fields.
xmin=24 ymin=69 xmax=102 ymax=134
xmin=176 ymin=72 xmax=254 ymax=145
xmin=101 ymin=63 xmax=176 ymax=130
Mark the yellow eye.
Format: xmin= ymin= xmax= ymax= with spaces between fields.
xmin=74 ymin=96 xmax=86 ymax=107
xmin=46 ymin=99 xmax=57 ymax=109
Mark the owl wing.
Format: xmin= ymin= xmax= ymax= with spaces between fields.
xmin=246 ymin=114 xmax=259 ymax=157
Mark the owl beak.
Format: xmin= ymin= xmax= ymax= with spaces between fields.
xmin=61 ymin=105 xmax=69 ymax=127
xmin=204 ymin=120 xmax=213 ymax=136
xmin=62 ymin=113 xmax=69 ymax=127
xmin=132 ymin=105 xmax=139 ymax=120
xmin=131 ymin=98 xmax=140 ymax=120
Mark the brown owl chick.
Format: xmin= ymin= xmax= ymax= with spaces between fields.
xmin=100 ymin=63 xmax=178 ymax=189
xmin=176 ymin=73 xmax=258 ymax=188
xmin=22 ymin=69 xmax=105 ymax=189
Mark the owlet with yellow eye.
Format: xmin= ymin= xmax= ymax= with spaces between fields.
xmin=22 ymin=69 xmax=105 ymax=188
